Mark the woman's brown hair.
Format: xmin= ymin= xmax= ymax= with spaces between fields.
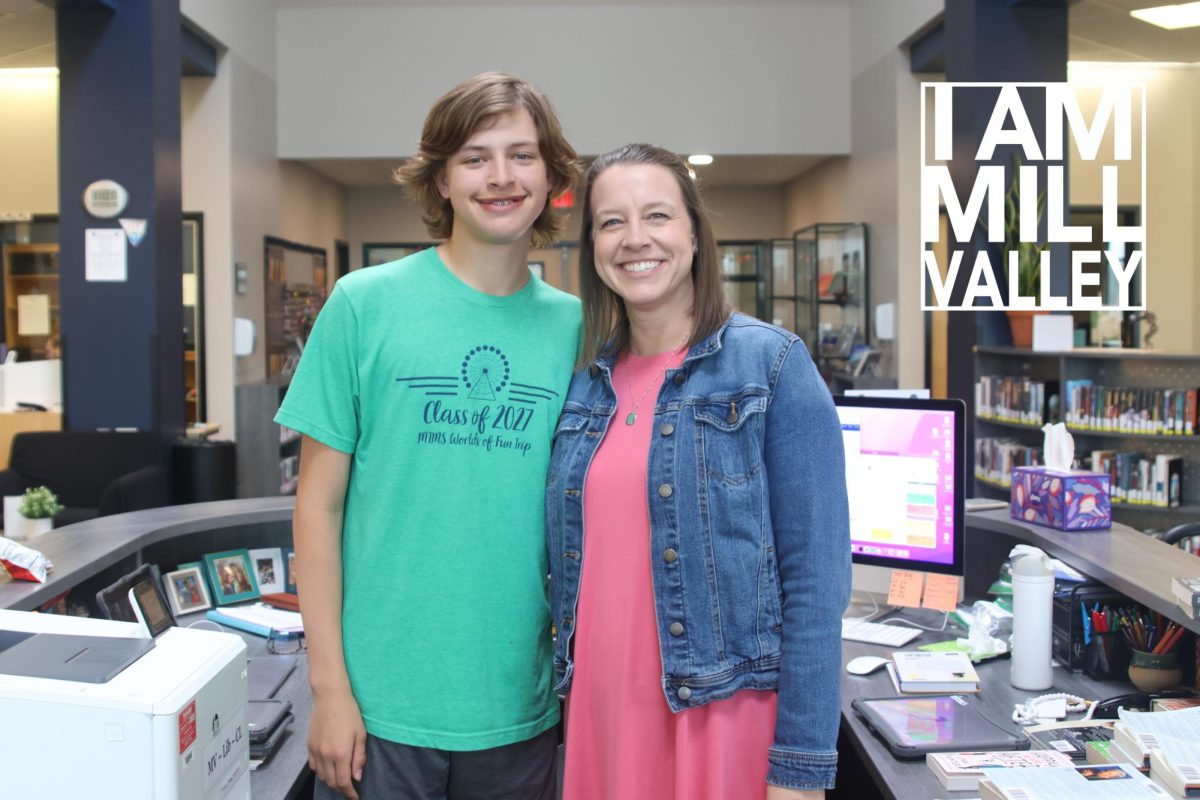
xmin=395 ymin=72 xmax=578 ymax=249
xmin=578 ymin=143 xmax=730 ymax=366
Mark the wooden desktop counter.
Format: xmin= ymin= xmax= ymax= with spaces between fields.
xmin=3 ymin=500 xmax=1198 ymax=799
xmin=837 ymin=509 xmax=1200 ymax=799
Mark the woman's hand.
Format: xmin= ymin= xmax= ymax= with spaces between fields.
xmin=766 ymin=787 xmax=825 ymax=800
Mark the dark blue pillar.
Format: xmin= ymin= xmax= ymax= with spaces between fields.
xmin=943 ymin=0 xmax=1068 ymax=466
xmin=56 ymin=0 xmax=184 ymax=437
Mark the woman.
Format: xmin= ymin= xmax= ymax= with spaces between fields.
xmin=546 ymin=144 xmax=852 ymax=799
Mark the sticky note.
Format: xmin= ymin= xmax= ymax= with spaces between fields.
xmin=922 ymin=573 xmax=960 ymax=612
xmin=887 ymin=570 xmax=924 ymax=608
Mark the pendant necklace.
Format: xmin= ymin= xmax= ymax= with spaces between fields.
xmin=623 ymin=338 xmax=687 ymax=426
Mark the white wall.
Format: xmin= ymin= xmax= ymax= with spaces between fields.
xmin=276 ymin=4 xmax=852 ymax=158
xmin=1068 ymin=63 xmax=1200 ymax=353
xmin=0 ymin=73 xmax=57 ymax=214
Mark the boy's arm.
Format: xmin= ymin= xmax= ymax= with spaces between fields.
xmin=294 ymin=435 xmax=366 ymax=800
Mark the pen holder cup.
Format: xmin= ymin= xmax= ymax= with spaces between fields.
xmin=1084 ymin=631 xmax=1129 ymax=681
xmin=1127 ymin=648 xmax=1182 ymax=692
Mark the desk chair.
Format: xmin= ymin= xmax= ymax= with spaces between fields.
xmin=0 ymin=431 xmax=169 ymax=527
xmin=1159 ymin=522 xmax=1200 ymax=554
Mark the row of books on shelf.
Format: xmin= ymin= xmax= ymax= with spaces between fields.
xmin=977 ymin=375 xmax=1056 ymax=427
xmin=1091 ymin=450 xmax=1184 ymax=508
xmin=929 ymin=702 xmax=1200 ymax=797
xmin=1065 ymin=380 xmax=1199 ymax=436
xmin=975 ymin=437 xmax=1042 ymax=488
xmin=974 ymin=437 xmax=1185 ymax=508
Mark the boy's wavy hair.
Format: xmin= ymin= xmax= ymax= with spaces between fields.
xmin=395 ymin=72 xmax=578 ymax=248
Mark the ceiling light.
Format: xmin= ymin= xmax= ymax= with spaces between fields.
xmin=687 ymin=154 xmax=714 ymax=166
xmin=0 ymin=68 xmax=59 ymax=76
xmin=1130 ymin=2 xmax=1200 ymax=30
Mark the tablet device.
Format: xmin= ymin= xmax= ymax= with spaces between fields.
xmin=128 ymin=577 xmax=175 ymax=639
xmin=851 ymin=695 xmax=1030 ymax=758
xmin=97 ymin=564 xmax=162 ymax=624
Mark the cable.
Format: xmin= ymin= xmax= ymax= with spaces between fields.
xmin=186 ymin=620 xmax=225 ymax=632
xmin=878 ymin=612 xmax=952 ymax=632
xmin=1012 ymin=693 xmax=1096 ymax=725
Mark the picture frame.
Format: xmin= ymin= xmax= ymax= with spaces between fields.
xmin=248 ymin=547 xmax=285 ymax=594
xmin=203 ymin=548 xmax=260 ymax=605
xmin=161 ymin=564 xmax=213 ymax=616
xmin=283 ymin=546 xmax=298 ymax=593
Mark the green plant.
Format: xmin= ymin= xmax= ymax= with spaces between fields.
xmin=19 ymin=486 xmax=62 ymax=519
xmin=984 ymin=154 xmax=1047 ymax=300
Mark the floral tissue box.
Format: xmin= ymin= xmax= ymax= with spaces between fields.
xmin=1010 ymin=466 xmax=1112 ymax=531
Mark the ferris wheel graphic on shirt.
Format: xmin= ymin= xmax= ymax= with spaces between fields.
xmin=394 ymin=344 xmax=559 ymax=407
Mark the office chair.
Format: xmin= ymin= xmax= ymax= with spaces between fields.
xmin=1159 ymin=522 xmax=1200 ymax=552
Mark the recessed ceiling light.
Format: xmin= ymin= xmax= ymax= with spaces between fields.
xmin=0 ymin=67 xmax=59 ymax=76
xmin=1130 ymin=2 xmax=1200 ymax=30
xmin=687 ymin=154 xmax=714 ymax=166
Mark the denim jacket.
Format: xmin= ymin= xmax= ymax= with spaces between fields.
xmin=546 ymin=314 xmax=852 ymax=790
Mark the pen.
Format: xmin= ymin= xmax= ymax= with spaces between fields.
xmin=1081 ymin=603 xmax=1092 ymax=645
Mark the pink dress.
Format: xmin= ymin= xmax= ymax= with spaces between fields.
xmin=562 ymin=348 xmax=779 ymax=800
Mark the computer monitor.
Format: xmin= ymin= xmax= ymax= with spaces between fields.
xmin=833 ymin=395 xmax=966 ymax=577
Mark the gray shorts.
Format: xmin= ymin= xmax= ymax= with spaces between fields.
xmin=313 ymin=726 xmax=558 ymax=800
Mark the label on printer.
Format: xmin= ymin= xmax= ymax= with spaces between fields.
xmin=204 ymin=711 xmax=247 ymax=794
xmin=180 ymin=699 xmax=197 ymax=755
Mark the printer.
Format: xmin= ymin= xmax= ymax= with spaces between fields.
xmin=0 ymin=608 xmax=249 ymax=799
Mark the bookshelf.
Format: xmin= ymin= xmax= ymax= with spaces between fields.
xmin=235 ymin=382 xmax=300 ymax=497
xmin=974 ymin=346 xmax=1200 ymax=533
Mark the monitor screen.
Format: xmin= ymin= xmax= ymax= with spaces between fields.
xmin=833 ymin=395 xmax=966 ymax=577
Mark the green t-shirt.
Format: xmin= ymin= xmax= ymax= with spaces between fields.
xmin=276 ymin=248 xmax=580 ymax=749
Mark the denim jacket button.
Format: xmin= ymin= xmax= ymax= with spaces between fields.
xmin=669 ymin=622 xmax=684 ymax=636
xmin=673 ymin=372 xmax=685 ymax=386
xmin=659 ymin=422 xmax=674 ymax=436
xmin=657 ymin=483 xmax=673 ymax=498
xmin=663 ymin=548 xmax=678 ymax=563
xmin=677 ymin=686 xmax=692 ymax=701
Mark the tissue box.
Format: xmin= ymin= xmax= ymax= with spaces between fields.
xmin=1010 ymin=466 xmax=1112 ymax=530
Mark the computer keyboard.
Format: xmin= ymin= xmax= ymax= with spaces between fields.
xmin=841 ymin=617 xmax=922 ymax=647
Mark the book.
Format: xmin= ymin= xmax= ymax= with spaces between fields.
xmin=1150 ymin=748 xmax=1200 ymax=799
xmin=1171 ymin=577 xmax=1200 ymax=619
xmin=1114 ymin=721 xmax=1158 ymax=770
xmin=1086 ymin=739 xmax=1118 ymax=765
xmin=207 ymin=603 xmax=304 ymax=637
xmin=927 ymin=750 xmax=1073 ymax=791
xmin=890 ymin=650 xmax=980 ymax=693
xmin=978 ymin=763 xmax=1169 ymax=799
xmin=260 ymin=592 xmax=300 ymax=612
xmin=1154 ymin=698 xmax=1200 ymax=713
xmin=1023 ymin=719 xmax=1115 ymax=761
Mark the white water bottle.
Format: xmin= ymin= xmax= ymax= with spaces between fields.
xmin=1010 ymin=545 xmax=1055 ymax=690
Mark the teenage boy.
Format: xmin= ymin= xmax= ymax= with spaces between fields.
xmin=276 ymin=73 xmax=580 ymax=800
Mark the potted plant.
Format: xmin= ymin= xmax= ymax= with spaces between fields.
xmin=16 ymin=486 xmax=62 ymax=539
xmin=991 ymin=154 xmax=1048 ymax=347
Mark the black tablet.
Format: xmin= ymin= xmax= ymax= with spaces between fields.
xmin=852 ymin=695 xmax=1030 ymax=758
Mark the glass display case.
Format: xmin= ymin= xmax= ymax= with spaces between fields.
xmin=717 ymin=241 xmax=766 ymax=320
xmin=794 ymin=223 xmax=868 ymax=374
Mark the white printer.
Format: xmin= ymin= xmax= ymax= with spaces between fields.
xmin=0 ymin=608 xmax=249 ymax=799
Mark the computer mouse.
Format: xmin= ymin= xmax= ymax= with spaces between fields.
xmin=845 ymin=655 xmax=890 ymax=675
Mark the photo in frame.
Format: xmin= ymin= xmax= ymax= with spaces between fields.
xmin=161 ymin=565 xmax=212 ymax=616
xmin=203 ymin=548 xmax=260 ymax=605
xmin=283 ymin=546 xmax=297 ymax=593
xmin=248 ymin=547 xmax=285 ymax=594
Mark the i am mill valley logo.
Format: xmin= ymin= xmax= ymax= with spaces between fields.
xmin=921 ymin=82 xmax=1146 ymax=311
xmin=395 ymin=345 xmax=558 ymax=455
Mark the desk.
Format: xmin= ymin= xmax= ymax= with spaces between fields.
xmin=0 ymin=498 xmax=308 ymax=799
xmin=839 ymin=510 xmax=1200 ymax=799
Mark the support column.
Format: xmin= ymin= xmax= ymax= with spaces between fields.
xmin=56 ymin=0 xmax=183 ymax=437
xmin=943 ymin=0 xmax=1068 ymax=469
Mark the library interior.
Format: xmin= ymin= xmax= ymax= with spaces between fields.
xmin=2 ymin=1 xmax=1200 ymax=798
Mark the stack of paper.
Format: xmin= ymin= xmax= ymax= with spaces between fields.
xmin=1118 ymin=707 xmax=1200 ymax=799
